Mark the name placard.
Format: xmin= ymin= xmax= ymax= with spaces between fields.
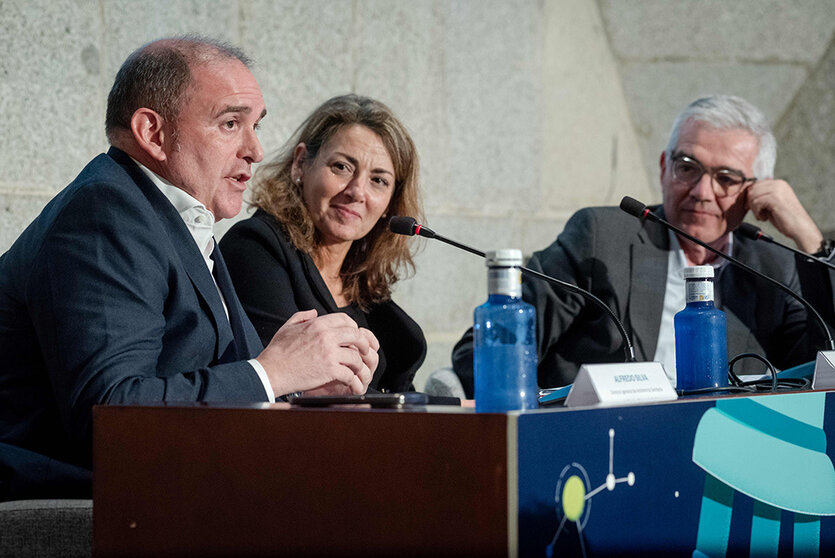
xmin=813 ymin=351 xmax=835 ymax=390
xmin=565 ymin=362 xmax=677 ymax=408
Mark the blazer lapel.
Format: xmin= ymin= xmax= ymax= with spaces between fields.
xmin=627 ymin=212 xmax=669 ymax=361
xmin=107 ymin=148 xmax=235 ymax=362
xmin=301 ymin=251 xmax=341 ymax=312
xmin=716 ymin=235 xmax=759 ymax=355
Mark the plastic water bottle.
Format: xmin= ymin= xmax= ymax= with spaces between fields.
xmin=674 ymin=265 xmax=728 ymax=392
xmin=473 ymin=249 xmax=538 ymax=412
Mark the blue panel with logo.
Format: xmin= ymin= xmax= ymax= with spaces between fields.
xmin=516 ymin=391 xmax=835 ymax=557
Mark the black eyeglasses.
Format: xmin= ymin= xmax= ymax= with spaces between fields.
xmin=670 ymin=153 xmax=756 ymax=198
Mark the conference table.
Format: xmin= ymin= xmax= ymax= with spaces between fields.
xmin=92 ymin=388 xmax=835 ymax=556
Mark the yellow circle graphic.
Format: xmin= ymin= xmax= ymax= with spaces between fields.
xmin=561 ymin=475 xmax=586 ymax=522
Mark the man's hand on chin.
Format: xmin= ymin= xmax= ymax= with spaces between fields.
xmin=745 ymin=178 xmax=823 ymax=253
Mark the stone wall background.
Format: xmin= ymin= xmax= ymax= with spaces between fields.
xmin=1 ymin=0 xmax=833 ymax=388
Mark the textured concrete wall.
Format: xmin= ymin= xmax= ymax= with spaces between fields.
xmin=775 ymin=35 xmax=835 ymax=237
xmin=598 ymin=0 xmax=835 ymax=239
xmin=1 ymin=0 xmax=833 ymax=389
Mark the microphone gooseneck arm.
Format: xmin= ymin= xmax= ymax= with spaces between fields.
xmin=389 ymin=216 xmax=484 ymax=257
xmin=388 ymin=216 xmax=638 ymax=362
xmin=736 ymin=223 xmax=835 ymax=272
xmin=516 ymin=266 xmax=638 ymax=363
xmin=433 ymin=232 xmax=487 ymax=259
xmin=619 ymin=196 xmax=835 ymax=351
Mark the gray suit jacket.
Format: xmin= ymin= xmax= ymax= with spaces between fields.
xmin=453 ymin=205 xmax=834 ymax=393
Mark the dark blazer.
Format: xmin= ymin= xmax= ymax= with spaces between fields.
xmin=453 ymin=205 xmax=835 ymax=394
xmin=0 ymin=148 xmax=266 ymax=498
xmin=220 ymin=209 xmax=426 ymax=392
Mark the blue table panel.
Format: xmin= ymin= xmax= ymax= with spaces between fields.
xmin=516 ymin=391 xmax=835 ymax=557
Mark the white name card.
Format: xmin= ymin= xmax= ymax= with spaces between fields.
xmin=812 ymin=351 xmax=835 ymax=390
xmin=564 ymin=362 xmax=678 ymax=408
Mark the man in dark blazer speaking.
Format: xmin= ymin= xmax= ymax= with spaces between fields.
xmin=0 ymin=36 xmax=378 ymax=500
xmin=453 ymin=95 xmax=835 ymax=395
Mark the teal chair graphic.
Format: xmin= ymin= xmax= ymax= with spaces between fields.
xmin=692 ymin=391 xmax=835 ymax=557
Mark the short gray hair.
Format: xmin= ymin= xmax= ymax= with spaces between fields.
xmin=665 ymin=95 xmax=776 ymax=179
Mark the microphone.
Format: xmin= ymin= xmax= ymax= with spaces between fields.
xmin=389 ymin=216 xmax=637 ymax=362
xmin=389 ymin=216 xmax=484 ymax=258
xmin=619 ymin=196 xmax=835 ymax=351
xmin=736 ymin=222 xmax=835 ymax=272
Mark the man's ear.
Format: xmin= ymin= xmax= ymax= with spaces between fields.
xmin=659 ymin=151 xmax=668 ymax=184
xmin=130 ymin=108 xmax=170 ymax=162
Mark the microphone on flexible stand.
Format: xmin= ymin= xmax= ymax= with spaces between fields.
xmin=733 ymin=221 xmax=835 ymax=389
xmin=736 ymin=222 xmax=835 ymax=272
xmin=390 ymin=216 xmax=684 ymax=406
xmin=389 ymin=217 xmax=485 ymax=258
xmin=619 ymin=196 xmax=835 ymax=354
xmin=389 ymin=216 xmax=636 ymax=363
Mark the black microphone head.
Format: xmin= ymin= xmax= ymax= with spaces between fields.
xmin=619 ymin=196 xmax=649 ymax=218
xmin=389 ymin=216 xmax=417 ymax=236
xmin=736 ymin=222 xmax=764 ymax=240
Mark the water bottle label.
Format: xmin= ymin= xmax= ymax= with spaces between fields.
xmin=685 ymin=280 xmax=713 ymax=303
xmin=488 ymin=267 xmax=522 ymax=298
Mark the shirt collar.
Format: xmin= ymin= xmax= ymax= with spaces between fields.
xmin=669 ymin=229 xmax=733 ymax=274
xmin=130 ymin=157 xmax=216 ymax=260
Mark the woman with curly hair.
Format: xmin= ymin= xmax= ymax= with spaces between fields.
xmin=220 ymin=94 xmax=425 ymax=392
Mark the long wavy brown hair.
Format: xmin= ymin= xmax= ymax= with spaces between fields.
xmin=250 ymin=94 xmax=424 ymax=310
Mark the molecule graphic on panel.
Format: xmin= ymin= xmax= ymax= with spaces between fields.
xmin=546 ymin=428 xmax=635 ymax=557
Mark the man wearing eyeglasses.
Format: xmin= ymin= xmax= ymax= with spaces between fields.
xmin=452 ymin=95 xmax=834 ymax=393
xmin=660 ymin=104 xmax=823 ymax=264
